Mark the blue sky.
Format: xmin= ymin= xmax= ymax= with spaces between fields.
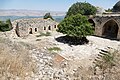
xmin=0 ymin=0 xmax=119 ymax=11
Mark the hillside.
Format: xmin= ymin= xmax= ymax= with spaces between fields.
xmin=0 ymin=31 xmax=120 ymax=80
xmin=0 ymin=9 xmax=66 ymax=16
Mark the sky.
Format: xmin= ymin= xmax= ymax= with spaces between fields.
xmin=0 ymin=0 xmax=119 ymax=11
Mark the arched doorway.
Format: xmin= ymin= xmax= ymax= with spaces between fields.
xmin=48 ymin=26 xmax=51 ymax=30
xmin=88 ymin=19 xmax=95 ymax=30
xmin=102 ymin=20 xmax=119 ymax=39
xmin=29 ymin=28 xmax=33 ymax=34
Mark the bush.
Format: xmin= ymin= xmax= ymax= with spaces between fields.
xmin=0 ymin=19 xmax=13 ymax=32
xmin=57 ymin=14 xmax=94 ymax=39
xmin=48 ymin=47 xmax=61 ymax=52
xmin=43 ymin=13 xmax=54 ymax=20
xmin=65 ymin=2 xmax=97 ymax=18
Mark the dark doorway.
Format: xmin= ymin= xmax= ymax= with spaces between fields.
xmin=35 ymin=28 xmax=37 ymax=32
xmin=88 ymin=19 xmax=95 ymax=30
xmin=44 ymin=27 xmax=46 ymax=30
xmin=102 ymin=20 xmax=119 ymax=39
xmin=48 ymin=26 xmax=51 ymax=30
xmin=29 ymin=28 xmax=33 ymax=34
xmin=15 ymin=23 xmax=20 ymax=37
xmin=54 ymin=25 xmax=56 ymax=28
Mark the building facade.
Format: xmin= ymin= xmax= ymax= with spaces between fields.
xmin=12 ymin=18 xmax=58 ymax=37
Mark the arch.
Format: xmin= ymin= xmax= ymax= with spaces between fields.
xmin=29 ymin=28 xmax=33 ymax=34
xmin=102 ymin=19 xmax=119 ymax=39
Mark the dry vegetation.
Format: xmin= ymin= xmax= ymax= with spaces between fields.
xmin=93 ymin=47 xmax=120 ymax=80
xmin=0 ymin=37 xmax=37 ymax=80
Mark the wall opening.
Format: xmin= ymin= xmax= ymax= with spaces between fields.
xmin=54 ymin=25 xmax=56 ymax=28
xmin=102 ymin=20 xmax=119 ymax=39
xmin=48 ymin=26 xmax=51 ymax=30
xmin=44 ymin=27 xmax=46 ymax=30
xmin=15 ymin=23 xmax=20 ymax=37
xmin=29 ymin=28 xmax=33 ymax=34
xmin=88 ymin=19 xmax=95 ymax=30
xmin=35 ymin=28 xmax=37 ymax=32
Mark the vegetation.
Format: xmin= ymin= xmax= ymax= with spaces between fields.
xmin=0 ymin=19 xmax=13 ymax=32
xmin=105 ymin=8 xmax=112 ymax=12
xmin=94 ymin=47 xmax=120 ymax=79
xmin=0 ymin=38 xmax=37 ymax=79
xmin=113 ymin=1 xmax=120 ymax=12
xmin=36 ymin=32 xmax=51 ymax=37
xmin=43 ymin=13 xmax=54 ymax=20
xmin=48 ymin=47 xmax=61 ymax=52
xmin=65 ymin=2 xmax=97 ymax=18
xmin=57 ymin=14 xmax=94 ymax=39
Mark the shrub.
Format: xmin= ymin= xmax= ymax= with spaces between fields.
xmin=48 ymin=47 xmax=61 ymax=52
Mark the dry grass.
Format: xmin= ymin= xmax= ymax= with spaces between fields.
xmin=0 ymin=38 xmax=37 ymax=80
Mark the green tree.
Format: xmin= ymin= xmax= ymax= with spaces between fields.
xmin=0 ymin=21 xmax=9 ymax=31
xmin=43 ymin=13 xmax=54 ymax=20
xmin=65 ymin=2 xmax=97 ymax=18
xmin=6 ymin=19 xmax=13 ymax=30
xmin=105 ymin=8 xmax=112 ymax=12
xmin=0 ymin=19 xmax=12 ymax=32
xmin=57 ymin=14 xmax=94 ymax=39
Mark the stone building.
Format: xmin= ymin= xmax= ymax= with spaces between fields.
xmin=89 ymin=1 xmax=120 ymax=40
xmin=13 ymin=18 xmax=58 ymax=37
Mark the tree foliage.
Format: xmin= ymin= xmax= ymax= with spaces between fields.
xmin=65 ymin=2 xmax=97 ymax=18
xmin=6 ymin=19 xmax=13 ymax=30
xmin=43 ymin=13 xmax=54 ymax=20
xmin=105 ymin=8 xmax=112 ymax=12
xmin=113 ymin=1 xmax=120 ymax=12
xmin=57 ymin=14 xmax=94 ymax=38
xmin=0 ymin=19 xmax=13 ymax=32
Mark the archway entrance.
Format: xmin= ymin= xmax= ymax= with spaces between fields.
xmin=102 ymin=20 xmax=119 ymax=39
xmin=29 ymin=28 xmax=33 ymax=34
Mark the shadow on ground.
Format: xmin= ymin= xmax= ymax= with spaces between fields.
xmin=55 ymin=36 xmax=89 ymax=45
xmin=93 ymin=35 xmax=120 ymax=41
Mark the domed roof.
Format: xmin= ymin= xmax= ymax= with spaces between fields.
xmin=113 ymin=1 xmax=120 ymax=12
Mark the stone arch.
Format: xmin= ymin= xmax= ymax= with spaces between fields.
xmin=88 ymin=19 xmax=95 ymax=30
xmin=29 ymin=28 xmax=33 ymax=34
xmin=102 ymin=19 xmax=119 ymax=39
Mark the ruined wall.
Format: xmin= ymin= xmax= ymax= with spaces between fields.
xmin=93 ymin=16 xmax=120 ymax=40
xmin=13 ymin=18 xmax=58 ymax=37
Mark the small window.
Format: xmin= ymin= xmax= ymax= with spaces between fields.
xmin=29 ymin=28 xmax=32 ymax=34
xmin=48 ymin=26 xmax=51 ymax=30
xmin=35 ymin=28 xmax=37 ymax=32
xmin=44 ymin=27 xmax=46 ymax=30
xmin=54 ymin=25 xmax=56 ymax=28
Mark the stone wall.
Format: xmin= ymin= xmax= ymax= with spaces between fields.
xmin=12 ymin=18 xmax=59 ymax=37
xmin=92 ymin=15 xmax=120 ymax=40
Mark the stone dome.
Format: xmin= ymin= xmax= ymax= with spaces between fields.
xmin=113 ymin=1 xmax=120 ymax=12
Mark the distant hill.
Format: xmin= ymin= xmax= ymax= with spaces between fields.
xmin=0 ymin=9 xmax=66 ymax=16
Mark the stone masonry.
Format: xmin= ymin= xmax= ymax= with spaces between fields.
xmin=90 ymin=12 xmax=120 ymax=40
xmin=12 ymin=18 xmax=59 ymax=37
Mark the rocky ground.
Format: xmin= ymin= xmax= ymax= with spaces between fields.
xmin=0 ymin=31 xmax=120 ymax=80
